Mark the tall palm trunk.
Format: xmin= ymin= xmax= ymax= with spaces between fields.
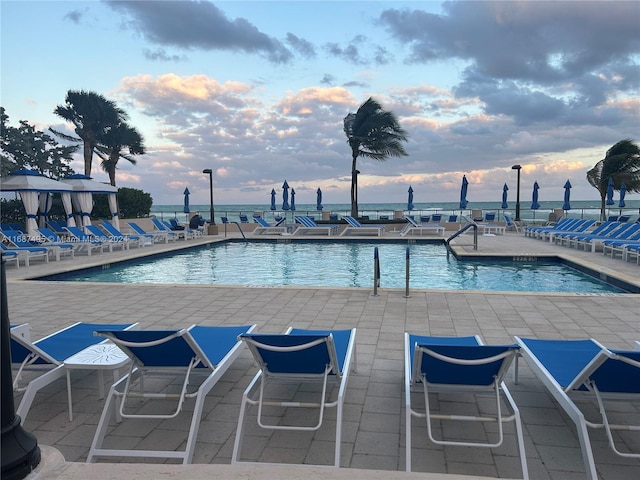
xmin=107 ymin=152 xmax=119 ymax=186
xmin=350 ymin=153 xmax=358 ymax=217
xmin=83 ymin=141 xmax=94 ymax=177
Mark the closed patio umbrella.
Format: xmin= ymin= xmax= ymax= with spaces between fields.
xmin=290 ymin=188 xmax=296 ymax=211
xmin=562 ymin=180 xmax=572 ymax=211
xmin=183 ymin=187 xmax=190 ymax=213
xmin=270 ymin=189 xmax=276 ymax=211
xmin=501 ymin=183 xmax=509 ymax=209
xmin=619 ymin=182 xmax=627 ymax=208
xmin=407 ymin=186 xmax=414 ymax=211
xmin=606 ymin=178 xmax=615 ymax=206
xmin=531 ymin=181 xmax=540 ymax=218
xmin=316 ymin=188 xmax=323 ymax=211
xmin=282 ymin=180 xmax=290 ymax=210
xmin=459 ymin=175 xmax=469 ymax=209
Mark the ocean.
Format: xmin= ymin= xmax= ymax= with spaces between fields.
xmin=152 ymin=200 xmax=639 ymax=224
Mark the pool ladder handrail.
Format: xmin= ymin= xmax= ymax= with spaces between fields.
xmin=445 ymin=223 xmax=478 ymax=256
xmin=232 ymin=221 xmax=248 ymax=241
xmin=372 ymin=247 xmax=381 ymax=296
xmin=372 ymin=246 xmax=411 ymax=297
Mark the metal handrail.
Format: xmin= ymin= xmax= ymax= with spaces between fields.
xmin=445 ymin=223 xmax=478 ymax=256
xmin=372 ymin=247 xmax=380 ymax=296
xmin=232 ymin=221 xmax=247 ymax=242
xmin=404 ymin=246 xmax=410 ymax=298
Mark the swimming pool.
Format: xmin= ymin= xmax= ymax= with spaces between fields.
xmin=43 ymin=241 xmax=627 ymax=293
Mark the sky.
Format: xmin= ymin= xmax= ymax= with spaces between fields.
xmin=1 ymin=0 xmax=639 ymax=207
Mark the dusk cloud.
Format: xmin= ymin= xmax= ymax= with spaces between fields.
xmin=105 ymin=0 xmax=294 ymax=63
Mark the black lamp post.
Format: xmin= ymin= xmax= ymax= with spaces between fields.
xmin=202 ymin=169 xmax=214 ymax=225
xmin=1 ymin=255 xmax=41 ymax=479
xmin=511 ymin=164 xmax=522 ymax=221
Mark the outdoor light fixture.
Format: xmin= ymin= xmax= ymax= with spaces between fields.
xmin=511 ymin=164 xmax=522 ymax=221
xmin=202 ymin=169 xmax=215 ymax=225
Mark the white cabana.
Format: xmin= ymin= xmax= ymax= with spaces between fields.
xmin=0 ymin=169 xmax=74 ymax=236
xmin=61 ymin=174 xmax=119 ymax=229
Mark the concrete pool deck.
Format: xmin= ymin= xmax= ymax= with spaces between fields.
xmin=4 ymin=230 xmax=639 ymax=479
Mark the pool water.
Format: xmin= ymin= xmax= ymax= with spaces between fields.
xmin=50 ymin=241 xmax=626 ymax=293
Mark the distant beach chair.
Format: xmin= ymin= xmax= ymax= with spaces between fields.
xmin=101 ymin=219 xmax=150 ymax=247
xmin=252 ymin=216 xmax=290 ymax=235
xmin=0 ymin=243 xmax=49 ymax=267
xmin=151 ymin=218 xmax=188 ymax=240
xmin=128 ymin=221 xmax=174 ymax=243
xmin=63 ymin=226 xmax=109 ymax=255
xmin=340 ymin=216 xmax=384 ymax=236
xmin=504 ymin=214 xmax=521 ymax=233
xmin=85 ymin=225 xmax=128 ymax=251
xmin=448 ymin=215 xmax=458 ymax=222
xmin=400 ymin=216 xmax=444 ymax=237
xmin=293 ymin=216 xmax=336 ymax=235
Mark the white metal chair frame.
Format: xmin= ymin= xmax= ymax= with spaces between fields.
xmin=232 ymin=327 xmax=357 ymax=468
xmin=405 ymin=333 xmax=528 ymax=479
xmin=515 ymin=337 xmax=640 ymax=480
xmin=88 ymin=324 xmax=256 ymax=464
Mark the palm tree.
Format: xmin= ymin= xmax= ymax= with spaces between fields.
xmin=586 ymin=139 xmax=640 ymax=220
xmin=50 ymin=90 xmax=125 ymax=177
xmin=96 ymin=122 xmax=146 ymax=186
xmin=344 ymin=97 xmax=408 ymax=217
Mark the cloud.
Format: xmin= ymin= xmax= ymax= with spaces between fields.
xmin=142 ymin=48 xmax=187 ymax=62
xmin=63 ymin=8 xmax=87 ymax=24
xmin=105 ymin=0 xmax=293 ymax=63
xmin=379 ymin=1 xmax=640 ymax=126
xmin=285 ymin=33 xmax=316 ymax=58
xmin=324 ymin=35 xmax=372 ymax=65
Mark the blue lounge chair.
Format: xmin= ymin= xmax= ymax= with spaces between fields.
xmin=623 ymin=243 xmax=640 ymax=264
xmin=88 ymin=324 xmax=256 ymax=464
xmin=232 ymin=327 xmax=357 ymax=467
xmin=33 ymin=227 xmax=77 ymax=260
xmin=293 ymin=215 xmax=336 ymax=235
xmin=340 ymin=216 xmax=384 ymax=236
xmin=63 ymin=226 xmax=109 ymax=255
xmin=524 ymin=218 xmax=574 ymax=238
xmin=601 ymin=226 xmax=640 ymax=258
xmin=573 ymin=222 xmax=635 ymax=252
xmin=128 ymin=221 xmax=176 ymax=243
xmin=100 ymin=219 xmax=150 ymax=247
xmin=1 ymin=227 xmax=74 ymax=261
xmin=151 ymin=217 xmax=189 ymax=240
xmin=11 ymin=321 xmax=137 ymax=422
xmin=400 ymin=216 xmax=444 ymax=236
xmin=252 ymin=216 xmax=290 ymax=235
xmin=85 ymin=224 xmax=128 ymax=251
xmin=554 ymin=220 xmax=612 ymax=246
xmin=503 ymin=214 xmax=521 ymax=233
xmin=0 ymin=241 xmax=50 ymax=266
xmin=46 ymin=220 xmax=68 ymax=235
xmin=405 ymin=333 xmax=528 ymax=478
xmin=515 ymin=337 xmax=640 ymax=479
xmin=1 ymin=248 xmax=20 ymax=267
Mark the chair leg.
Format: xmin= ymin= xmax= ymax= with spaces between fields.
xmin=87 ymin=382 xmax=119 ymax=463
